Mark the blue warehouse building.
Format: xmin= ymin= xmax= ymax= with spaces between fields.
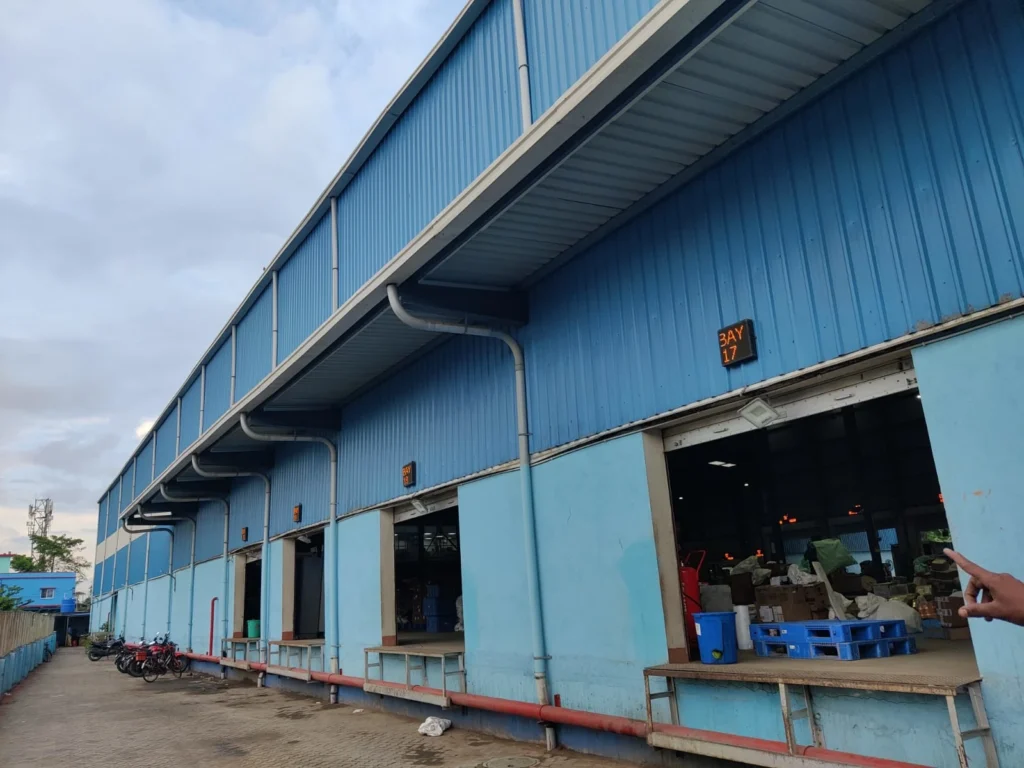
xmin=90 ymin=1 xmax=1024 ymax=765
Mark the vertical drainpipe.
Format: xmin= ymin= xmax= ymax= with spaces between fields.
xmin=175 ymin=396 xmax=183 ymax=455
xmin=141 ymin=532 xmax=151 ymax=639
xmin=512 ymin=0 xmax=532 ymax=130
xmin=159 ymin=485 xmax=214 ymax=652
xmin=199 ymin=364 xmax=207 ymax=435
xmin=121 ymin=527 xmax=131 ymax=638
xmin=230 ymin=325 xmax=238 ymax=405
xmin=238 ymin=414 xmax=340 ymax=701
xmin=191 ymin=456 xmax=269 ymax=678
xmin=330 ymin=197 xmax=339 ymax=311
xmin=386 ymin=285 xmax=556 ymax=750
xmin=271 ymin=271 xmax=279 ymax=369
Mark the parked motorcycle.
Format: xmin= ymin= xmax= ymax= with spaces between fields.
xmin=87 ymin=635 xmax=125 ymax=662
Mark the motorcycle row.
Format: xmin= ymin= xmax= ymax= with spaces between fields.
xmin=88 ymin=634 xmax=191 ymax=683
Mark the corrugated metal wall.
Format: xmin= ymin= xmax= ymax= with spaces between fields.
xmin=102 ymin=554 xmax=115 ymax=594
xmin=337 ymin=0 xmax=519 ymax=305
xmin=179 ymin=377 xmax=201 ymax=451
xmin=136 ymin=438 xmax=154 ymax=495
xmin=106 ymin=490 xmax=119 ymax=538
xmin=523 ymin=0 xmax=658 ymax=118
xmin=147 ymin=533 xmax=171 ymax=579
xmin=278 ymin=215 xmax=331 ymax=362
xmin=269 ymin=442 xmax=330 ymax=536
xmin=228 ymin=477 xmax=265 ymax=552
xmin=113 ymin=546 xmax=128 ymax=590
xmin=339 ymin=335 xmax=516 ymax=512
xmin=204 ymin=339 xmax=232 ymax=430
xmin=96 ymin=496 xmax=108 ymax=544
xmin=171 ymin=522 xmax=192 ymax=571
xmin=335 ymin=0 xmax=1024 ymax=507
xmin=195 ymin=501 xmax=225 ymax=563
xmin=235 ymin=287 xmax=273 ymax=398
xmin=119 ymin=467 xmax=133 ymax=513
xmin=154 ymin=406 xmax=178 ymax=475
xmin=519 ymin=0 xmax=1024 ymax=451
xmin=128 ymin=536 xmax=148 ymax=585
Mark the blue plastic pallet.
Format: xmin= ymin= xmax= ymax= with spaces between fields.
xmin=754 ymin=635 xmax=917 ymax=661
xmin=750 ymin=619 xmax=906 ymax=644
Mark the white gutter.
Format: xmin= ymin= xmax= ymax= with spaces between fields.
xmin=114 ymin=0 xmax=734 ymax=516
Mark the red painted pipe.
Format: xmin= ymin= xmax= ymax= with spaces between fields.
xmin=208 ymin=597 xmax=218 ymax=656
xmin=184 ymin=655 xmax=931 ymax=768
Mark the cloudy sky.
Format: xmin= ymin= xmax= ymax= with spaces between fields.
xmin=0 ymin=0 xmax=465 ymax=587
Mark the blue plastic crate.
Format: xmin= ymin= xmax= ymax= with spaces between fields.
xmin=426 ymin=616 xmax=456 ymax=633
xmin=753 ymin=638 xmax=813 ymax=659
xmin=423 ymin=596 xmax=453 ymax=617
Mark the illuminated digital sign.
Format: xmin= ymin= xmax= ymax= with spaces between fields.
xmin=718 ymin=319 xmax=756 ymax=367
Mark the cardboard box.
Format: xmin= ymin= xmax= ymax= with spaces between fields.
xmin=936 ymin=596 xmax=967 ymax=628
xmin=755 ymin=584 xmax=830 ymax=623
xmin=873 ymin=582 xmax=910 ymax=599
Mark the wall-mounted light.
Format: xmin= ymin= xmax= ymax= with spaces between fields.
xmin=739 ymin=396 xmax=780 ymax=429
xmin=292 ymin=504 xmax=302 ymax=523
xmin=241 ymin=526 xmax=249 ymax=542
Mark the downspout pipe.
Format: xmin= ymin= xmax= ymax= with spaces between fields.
xmin=386 ymin=284 xmax=555 ymax=749
xmin=239 ymin=412 xmax=340 ymax=703
xmin=511 ymin=0 xmax=532 ymax=129
xmin=159 ymin=484 xmax=223 ymax=652
xmin=122 ymin=515 xmax=175 ymax=641
xmin=191 ymin=454 xmax=270 ymax=678
xmin=139 ymin=510 xmax=190 ymax=641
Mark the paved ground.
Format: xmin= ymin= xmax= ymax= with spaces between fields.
xmin=0 ymin=649 xmax=633 ymax=768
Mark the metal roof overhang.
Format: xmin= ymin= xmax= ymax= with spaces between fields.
xmin=128 ymin=0 xmax=947 ymax=513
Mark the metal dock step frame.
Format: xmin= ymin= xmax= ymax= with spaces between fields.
xmin=363 ymin=642 xmax=466 ymax=708
xmin=644 ymin=645 xmax=1000 ymax=768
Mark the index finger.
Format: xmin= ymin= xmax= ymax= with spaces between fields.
xmin=944 ymin=548 xmax=993 ymax=579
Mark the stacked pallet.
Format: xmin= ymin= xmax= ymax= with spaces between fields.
xmin=750 ymin=619 xmax=916 ymax=661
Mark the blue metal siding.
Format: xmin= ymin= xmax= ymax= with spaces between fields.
xmin=101 ymin=555 xmax=115 ymax=594
xmin=337 ymin=0 xmax=519 ymax=305
xmin=523 ymin=0 xmax=658 ymax=118
xmin=119 ymin=468 xmax=133 ymax=513
xmin=154 ymin=406 xmax=177 ymax=475
xmin=204 ymin=340 xmax=232 ymax=430
xmin=92 ymin=563 xmax=101 ymax=596
xmin=179 ymin=377 xmax=201 ymax=452
xmin=235 ymin=287 xmax=272 ymax=398
xmin=195 ymin=501 xmax=225 ymax=563
xmin=136 ymin=438 xmax=154 ymax=496
xmin=336 ymin=0 xmax=1024 ymax=510
xmin=339 ymin=335 xmax=516 ymax=513
xmin=270 ymin=442 xmax=330 ymax=537
xmin=147 ymin=532 xmax=171 ymax=579
xmin=171 ymin=520 xmax=192 ymax=571
xmin=228 ymin=476 xmax=265 ymax=552
xmin=278 ymin=215 xmax=331 ymax=362
xmin=519 ymin=0 xmax=1024 ymax=451
xmin=106 ymin=490 xmax=119 ymax=538
xmin=96 ymin=496 xmax=108 ymax=544
xmin=127 ymin=535 xmax=148 ymax=585
xmin=113 ymin=546 xmax=128 ymax=590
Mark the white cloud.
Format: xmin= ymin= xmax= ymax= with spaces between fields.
xmin=0 ymin=0 xmax=466 ymax=563
xmin=135 ymin=420 xmax=157 ymax=440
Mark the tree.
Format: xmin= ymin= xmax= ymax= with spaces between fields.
xmin=11 ymin=534 xmax=89 ymax=578
xmin=0 ymin=584 xmax=28 ymax=611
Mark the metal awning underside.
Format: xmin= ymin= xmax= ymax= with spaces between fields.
xmin=425 ymin=0 xmax=930 ymax=288
xmin=267 ymin=0 xmax=934 ymax=414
